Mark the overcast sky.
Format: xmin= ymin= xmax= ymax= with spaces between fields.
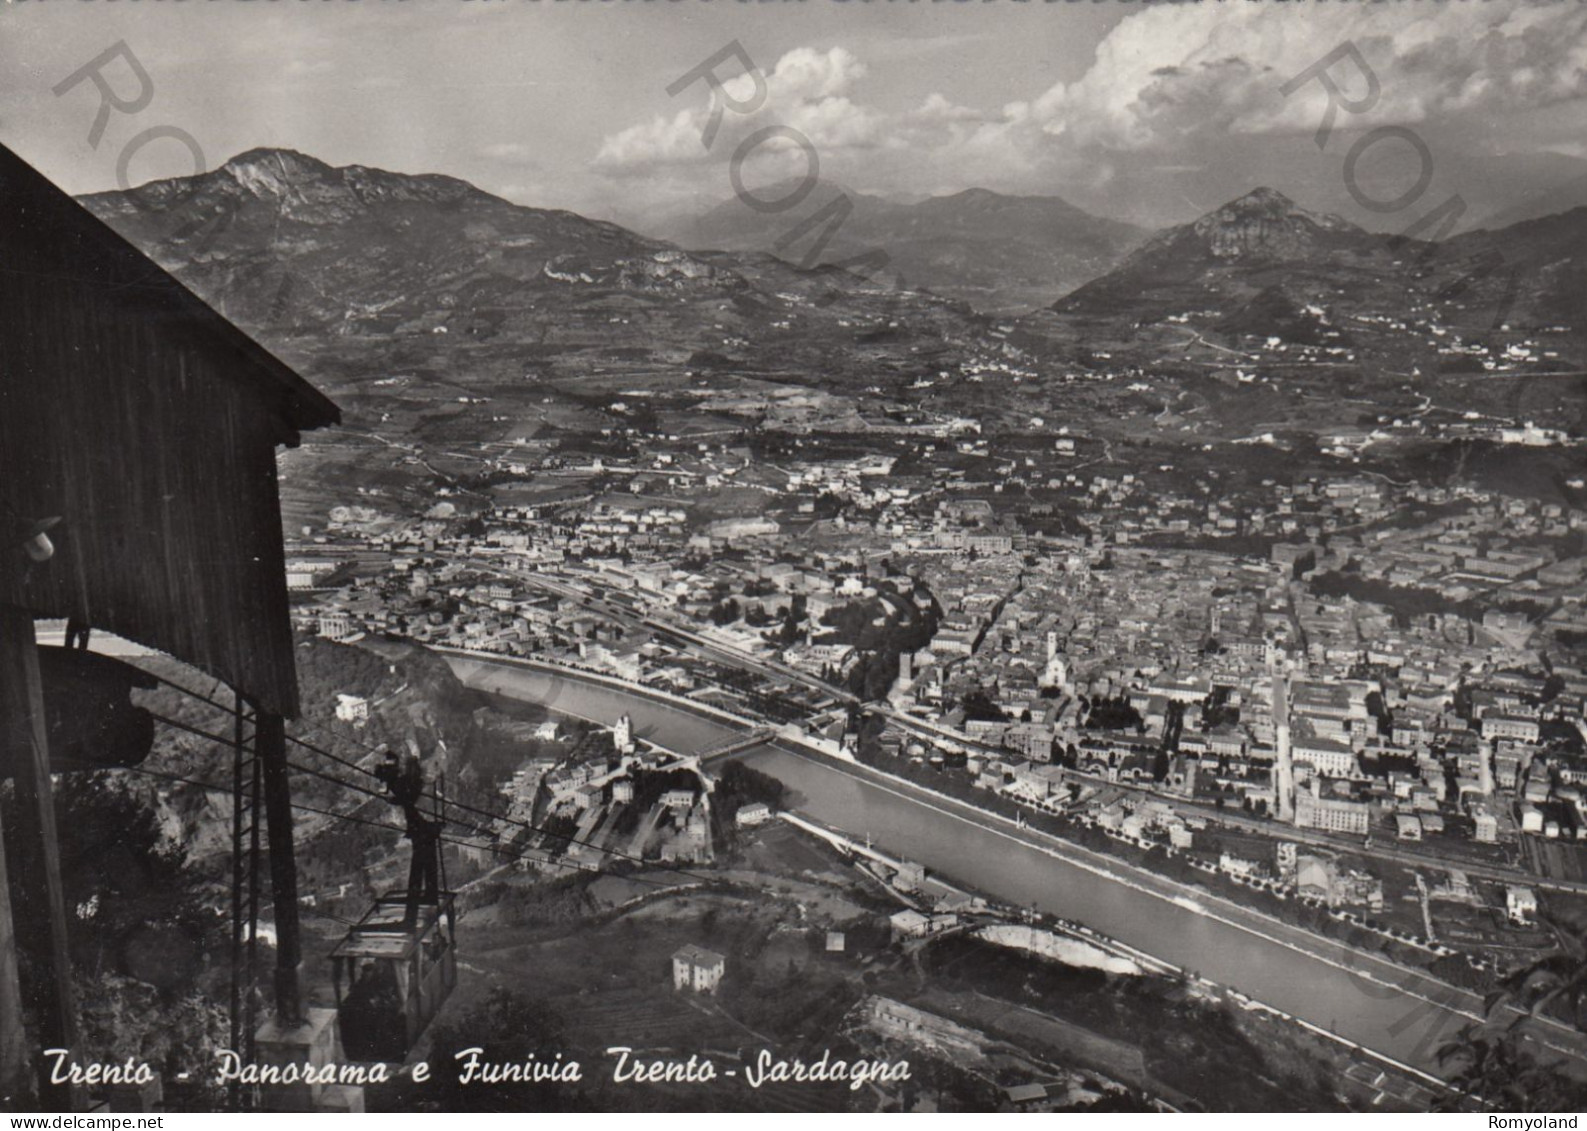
xmin=2 ymin=0 xmax=1584 ymax=233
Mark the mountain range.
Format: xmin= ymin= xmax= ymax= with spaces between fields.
xmin=84 ymin=150 xmax=1586 ymax=364
xmin=82 ymin=146 xmax=988 ymax=382
xmin=1049 ymin=186 xmax=1586 ymax=358
xmin=72 ymin=148 xmax=1587 ymax=517
xmin=77 ymin=148 xmax=1004 ymax=522
xmin=659 ymin=180 xmax=1147 ymax=314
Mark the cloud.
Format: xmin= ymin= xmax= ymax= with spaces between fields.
xmin=593 ymin=46 xmax=882 ymax=176
xmin=586 ymin=2 xmax=1587 ymax=220
xmin=763 ymin=44 xmax=867 ymax=102
xmin=591 ymin=44 xmax=1062 ymax=208
xmin=1030 ymin=0 xmax=1587 ymax=150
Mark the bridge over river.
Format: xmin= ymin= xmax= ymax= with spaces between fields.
xmin=445 ymin=652 xmax=1587 ymax=1083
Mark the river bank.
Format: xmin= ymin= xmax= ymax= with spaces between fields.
xmin=440 ymin=652 xmax=1586 ymax=1078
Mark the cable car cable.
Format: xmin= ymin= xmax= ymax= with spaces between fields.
xmin=144 ymin=668 xmax=709 ymax=865
xmin=119 ymin=733 xmax=718 ymax=895
xmin=281 ymin=755 xmax=715 ymax=890
xmin=139 ymin=697 xmax=725 ymax=888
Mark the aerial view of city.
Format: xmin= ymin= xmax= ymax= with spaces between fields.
xmin=2 ymin=0 xmax=1587 ymax=1117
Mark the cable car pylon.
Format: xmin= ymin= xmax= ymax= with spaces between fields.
xmin=228 ymin=691 xmax=263 ymax=1112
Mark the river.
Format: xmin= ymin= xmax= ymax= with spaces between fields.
xmin=446 ymin=655 xmax=1538 ymax=1076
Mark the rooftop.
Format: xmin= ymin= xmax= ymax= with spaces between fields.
xmin=673 ymin=943 xmax=724 ymax=967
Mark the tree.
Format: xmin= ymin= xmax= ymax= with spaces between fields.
xmin=1436 ymin=1026 xmax=1585 ymax=1112
xmin=1432 ymin=914 xmax=1587 ymax=1110
xmin=776 ymin=608 xmax=803 ymax=646
xmin=715 ymin=759 xmax=787 ymax=811
xmin=1 ymin=772 xmax=226 ymax=1104
xmin=961 ymin=691 xmax=1006 ymax=722
xmin=863 ymin=657 xmax=895 ymax=701
xmin=1491 ymin=914 xmax=1587 ymax=1032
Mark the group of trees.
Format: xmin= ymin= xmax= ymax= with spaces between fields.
xmin=2 ymin=772 xmax=228 ymax=1107
xmin=714 ymin=759 xmax=786 ymax=812
xmin=1309 ymin=570 xmax=1551 ymax=632
xmin=1082 ymin=695 xmax=1145 ymax=733
xmin=710 ymin=760 xmax=788 ymax=851
xmin=839 ymin=654 xmax=898 ymax=702
xmin=471 ymin=873 xmax=597 ymax=929
xmin=960 ymin=690 xmax=1007 ymax=723
xmin=818 ymin=580 xmax=941 ymax=704
xmin=1434 ymin=916 xmax=1587 ymax=1111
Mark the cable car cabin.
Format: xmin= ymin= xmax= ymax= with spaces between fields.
xmin=331 ymin=891 xmax=457 ymax=1063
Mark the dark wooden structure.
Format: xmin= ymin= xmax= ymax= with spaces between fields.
xmin=0 ymin=142 xmax=336 ymax=718
xmin=0 ymin=141 xmax=339 ymax=1109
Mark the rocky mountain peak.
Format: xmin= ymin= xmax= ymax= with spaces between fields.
xmin=1225 ymin=186 xmax=1301 ymax=212
xmin=219 ymin=148 xmax=335 ymax=196
xmin=1189 ymin=186 xmax=1355 ymax=260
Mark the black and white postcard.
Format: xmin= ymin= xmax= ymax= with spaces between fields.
xmin=3 ymin=0 xmax=1587 ymax=1116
